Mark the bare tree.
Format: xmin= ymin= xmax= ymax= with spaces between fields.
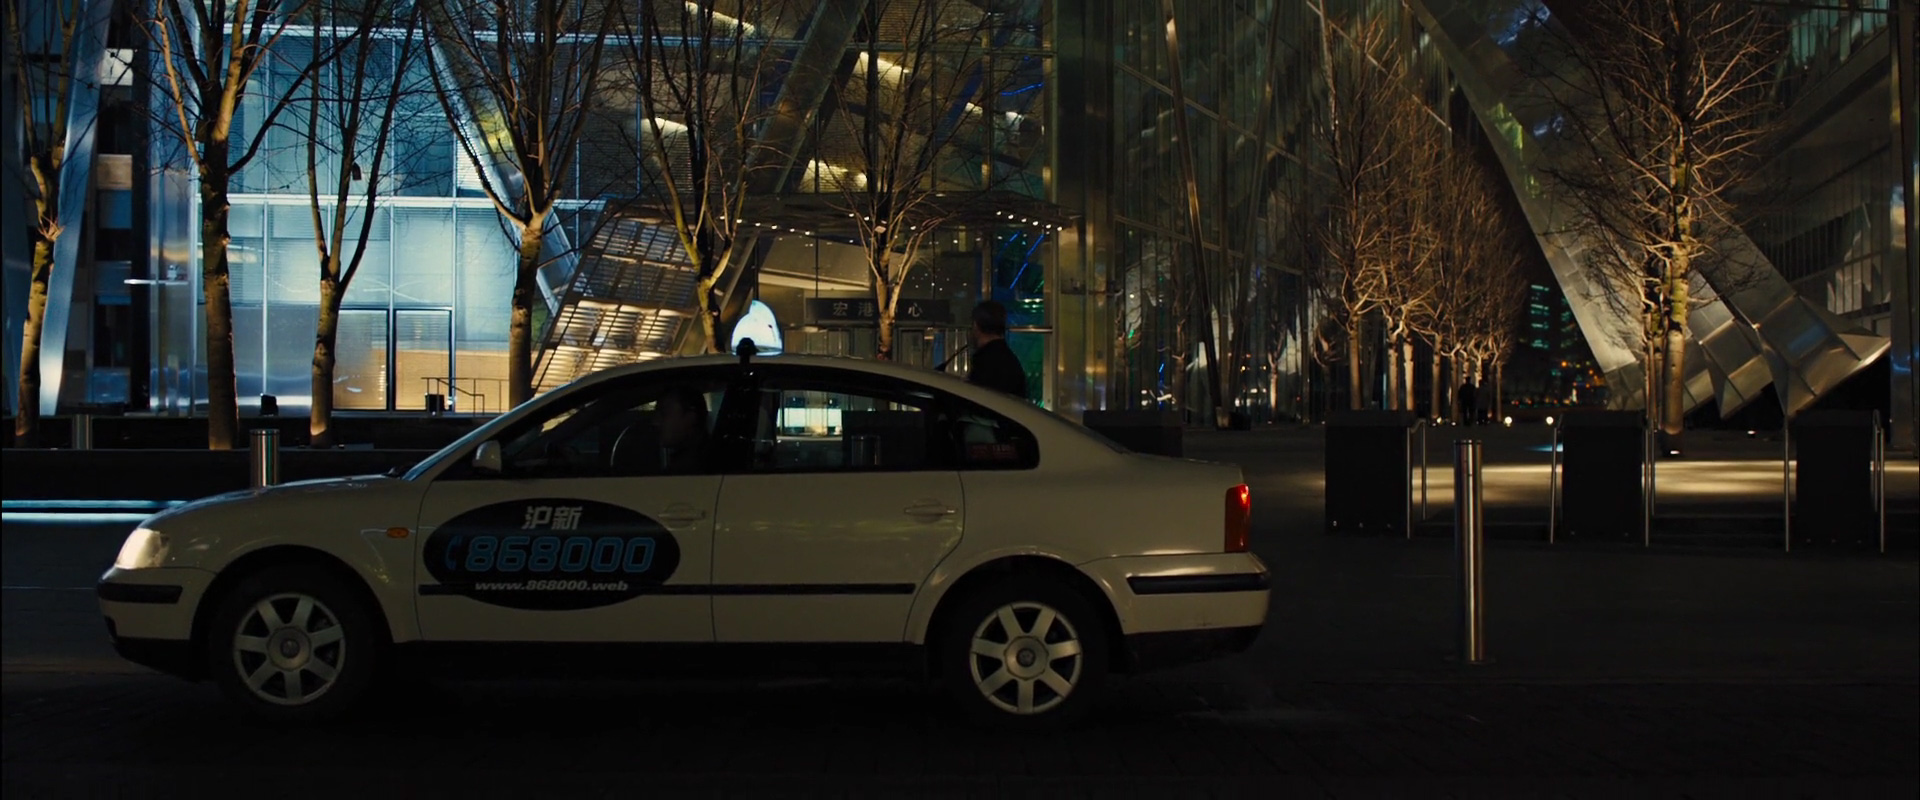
xmin=1301 ymin=7 xmax=1429 ymax=410
xmin=1378 ymin=109 xmax=1449 ymax=413
xmin=1414 ymin=147 xmax=1515 ymax=422
xmin=826 ymin=0 xmax=1030 ymax=361
xmin=149 ymin=0 xmax=329 ymax=449
xmin=1463 ymin=256 xmax=1526 ymax=419
xmin=5 ymin=0 xmax=101 ymax=443
xmin=621 ymin=0 xmax=793 ymax=354
xmin=301 ymin=1 xmax=426 ymax=447
xmin=425 ymin=0 xmax=618 ymax=407
xmin=1526 ymin=0 xmax=1782 ymax=442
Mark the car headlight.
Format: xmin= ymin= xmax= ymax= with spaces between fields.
xmin=114 ymin=527 xmax=171 ymax=570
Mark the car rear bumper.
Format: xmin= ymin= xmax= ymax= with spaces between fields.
xmin=1079 ymin=552 xmax=1271 ymax=636
xmin=1123 ymin=624 xmax=1263 ymax=673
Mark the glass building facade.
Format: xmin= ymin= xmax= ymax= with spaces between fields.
xmin=10 ymin=1 xmax=1906 ymax=443
xmin=3 ymin=0 xmax=1339 ymax=424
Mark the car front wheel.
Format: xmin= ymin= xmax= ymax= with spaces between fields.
xmin=939 ymin=578 xmax=1110 ymax=729
xmin=205 ymin=564 xmax=378 ymax=722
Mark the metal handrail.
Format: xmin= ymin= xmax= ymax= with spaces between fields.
xmin=425 ymin=377 xmax=492 ymax=414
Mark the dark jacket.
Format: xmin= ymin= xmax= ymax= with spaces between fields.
xmin=968 ymin=339 xmax=1029 ymax=399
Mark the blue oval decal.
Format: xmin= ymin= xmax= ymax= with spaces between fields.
xmin=421 ymin=499 xmax=682 ymax=610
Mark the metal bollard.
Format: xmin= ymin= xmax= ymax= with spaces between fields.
xmin=1454 ymin=440 xmax=1488 ymax=665
xmin=250 ymin=428 xmax=280 ymax=489
xmin=1783 ymin=422 xmax=1793 ymax=553
xmin=1874 ymin=411 xmax=1886 ymax=554
xmin=71 ymin=413 xmax=94 ymax=450
xmin=1548 ymin=422 xmax=1562 ymax=544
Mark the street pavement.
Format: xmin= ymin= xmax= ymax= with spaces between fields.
xmin=3 ymin=427 xmax=1916 ymax=796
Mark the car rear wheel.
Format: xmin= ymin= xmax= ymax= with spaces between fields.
xmin=939 ymin=578 xmax=1110 ymax=729
xmin=206 ymin=564 xmax=378 ymax=722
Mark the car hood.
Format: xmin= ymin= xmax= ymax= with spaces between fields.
xmin=134 ymin=475 xmax=423 ymax=570
xmin=156 ymin=474 xmax=402 ymax=517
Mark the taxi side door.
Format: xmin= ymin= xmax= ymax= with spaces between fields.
xmin=412 ymin=367 xmax=736 ymax=644
xmin=709 ymin=365 xmax=966 ymax=643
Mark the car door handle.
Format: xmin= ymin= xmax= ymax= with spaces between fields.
xmin=903 ymin=500 xmax=957 ymax=517
xmin=658 ymin=504 xmax=708 ymax=524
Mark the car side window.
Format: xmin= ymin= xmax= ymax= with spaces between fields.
xmin=938 ymin=396 xmax=1041 ymax=471
xmin=742 ymin=372 xmax=942 ymax=473
xmin=447 ymin=373 xmax=731 ymax=480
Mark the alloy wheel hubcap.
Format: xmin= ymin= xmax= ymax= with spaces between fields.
xmin=232 ymin=593 xmax=346 ymax=706
xmin=967 ymin=601 xmax=1083 ymax=715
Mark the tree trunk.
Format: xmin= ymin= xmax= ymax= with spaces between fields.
xmin=15 ymin=236 xmax=54 ymax=445
xmin=1428 ymin=342 xmax=1442 ymax=423
xmin=874 ymin=279 xmax=897 ymax=361
xmin=1345 ymin=326 xmax=1363 ymax=410
xmin=1493 ymin=362 xmax=1504 ymax=421
xmin=509 ymin=220 xmax=546 ymax=409
xmin=1400 ymin=338 xmax=1415 ymax=413
xmin=200 ymin=168 xmax=240 ymax=450
xmin=692 ymin=227 xmax=729 ymax=355
xmin=1268 ymin=355 xmax=1280 ymax=424
xmin=310 ymin=277 xmax=342 ymax=449
xmin=693 ymin=273 xmax=722 ymax=355
xmin=1385 ymin=334 xmax=1402 ymax=411
xmin=1662 ymin=275 xmax=1689 ymax=439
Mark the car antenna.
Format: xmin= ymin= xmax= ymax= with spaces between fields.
xmin=736 ymin=338 xmax=756 ymax=365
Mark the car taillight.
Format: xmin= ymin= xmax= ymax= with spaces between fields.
xmin=1225 ymin=484 xmax=1251 ymax=553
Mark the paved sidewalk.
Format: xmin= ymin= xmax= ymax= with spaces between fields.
xmin=4 ymin=672 xmax=1915 ymax=797
xmin=5 ymin=426 xmax=1916 ymax=796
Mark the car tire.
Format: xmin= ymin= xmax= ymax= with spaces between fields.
xmin=938 ymin=577 xmax=1111 ymax=730
xmin=205 ymin=564 xmax=380 ymax=723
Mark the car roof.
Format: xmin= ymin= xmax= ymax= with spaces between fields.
xmin=569 ymin=353 xmax=1015 ymax=409
xmin=564 ymin=353 xmax=1111 ymax=453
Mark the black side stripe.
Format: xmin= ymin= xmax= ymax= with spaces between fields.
xmin=1127 ymin=573 xmax=1270 ymax=596
xmin=418 ymin=583 xmax=915 ymax=597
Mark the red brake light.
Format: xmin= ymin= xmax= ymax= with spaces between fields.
xmin=1225 ymin=484 xmax=1251 ymax=553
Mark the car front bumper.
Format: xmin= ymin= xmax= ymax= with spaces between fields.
xmin=98 ymin=566 xmax=215 ymax=679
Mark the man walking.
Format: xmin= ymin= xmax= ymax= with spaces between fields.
xmin=966 ymin=301 xmax=1028 ymax=399
xmin=1458 ymin=379 xmax=1479 ymax=426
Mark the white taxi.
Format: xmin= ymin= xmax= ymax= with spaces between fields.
xmin=97 ymin=352 xmax=1269 ymax=727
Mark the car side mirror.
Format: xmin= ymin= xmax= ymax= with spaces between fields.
xmin=472 ymin=440 xmax=504 ymax=475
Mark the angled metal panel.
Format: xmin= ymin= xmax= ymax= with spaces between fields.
xmin=1407 ymin=1 xmax=1667 ymax=409
xmin=537 ymin=0 xmax=871 ymax=380
xmin=534 ymin=217 xmax=698 ymax=391
xmin=1409 ymin=0 xmax=1889 ymax=420
xmin=36 ymin=0 xmax=114 ymax=415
